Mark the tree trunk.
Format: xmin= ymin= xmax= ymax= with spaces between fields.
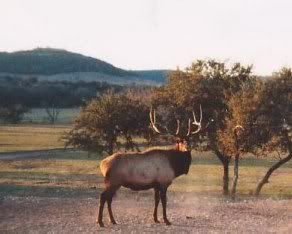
xmin=255 ymin=152 xmax=292 ymax=195
xmin=215 ymin=151 xmax=230 ymax=195
xmin=255 ymin=130 xmax=292 ymax=196
xmin=231 ymin=128 xmax=241 ymax=197
xmin=209 ymin=136 xmax=231 ymax=195
xmin=214 ymin=152 xmax=230 ymax=195
xmin=231 ymin=154 xmax=239 ymax=197
xmin=222 ymin=160 xmax=230 ymax=195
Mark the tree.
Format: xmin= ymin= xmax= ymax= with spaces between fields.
xmin=0 ymin=84 xmax=30 ymax=123
xmin=215 ymin=67 xmax=292 ymax=196
xmin=152 ymin=60 xmax=256 ymax=195
xmin=0 ymin=104 xmax=29 ymax=123
xmin=65 ymin=91 xmax=149 ymax=155
xmin=45 ymin=105 xmax=61 ymax=124
xmin=217 ymin=81 xmax=264 ymax=196
xmin=253 ymin=68 xmax=292 ymax=195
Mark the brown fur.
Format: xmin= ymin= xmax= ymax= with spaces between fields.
xmin=97 ymin=142 xmax=192 ymax=227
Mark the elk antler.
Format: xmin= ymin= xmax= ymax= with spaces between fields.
xmin=149 ymin=107 xmax=161 ymax=134
xmin=149 ymin=107 xmax=180 ymax=136
xmin=187 ymin=105 xmax=203 ymax=136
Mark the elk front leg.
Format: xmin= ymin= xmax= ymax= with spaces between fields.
xmin=160 ymin=186 xmax=171 ymax=225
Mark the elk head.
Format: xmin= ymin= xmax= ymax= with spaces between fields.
xmin=149 ymin=105 xmax=203 ymax=152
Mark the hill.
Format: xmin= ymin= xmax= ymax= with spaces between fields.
xmin=0 ymin=48 xmax=168 ymax=85
xmin=133 ymin=70 xmax=169 ymax=83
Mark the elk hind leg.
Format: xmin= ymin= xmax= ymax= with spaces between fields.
xmin=97 ymin=189 xmax=107 ymax=227
xmin=153 ymin=187 xmax=160 ymax=223
xmin=107 ymin=189 xmax=118 ymax=224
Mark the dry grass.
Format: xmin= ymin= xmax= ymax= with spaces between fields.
xmin=0 ymin=124 xmax=70 ymax=152
xmin=0 ymin=124 xmax=148 ymax=153
xmin=0 ymin=124 xmax=292 ymax=197
xmin=174 ymin=163 xmax=292 ymax=196
xmin=1 ymin=151 xmax=292 ymax=198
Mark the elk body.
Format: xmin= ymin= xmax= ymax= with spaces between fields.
xmin=97 ymin=107 xmax=202 ymax=227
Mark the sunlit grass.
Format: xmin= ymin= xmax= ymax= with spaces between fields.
xmin=0 ymin=151 xmax=102 ymax=197
xmin=1 ymin=151 xmax=292 ymax=198
xmin=0 ymin=124 xmax=70 ymax=152
xmin=172 ymin=163 xmax=292 ymax=196
xmin=1 ymin=124 xmax=292 ymax=197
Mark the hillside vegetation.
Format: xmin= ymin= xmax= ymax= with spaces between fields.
xmin=0 ymin=48 xmax=168 ymax=84
xmin=0 ymin=48 xmax=133 ymax=76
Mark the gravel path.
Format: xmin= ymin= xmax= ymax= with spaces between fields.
xmin=1 ymin=191 xmax=292 ymax=233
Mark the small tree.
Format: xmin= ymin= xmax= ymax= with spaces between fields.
xmin=254 ymin=68 xmax=292 ymax=195
xmin=0 ymin=104 xmax=29 ymax=123
xmin=65 ymin=91 xmax=149 ymax=155
xmin=0 ymin=85 xmax=30 ymax=123
xmin=42 ymin=86 xmax=66 ymax=124
xmin=45 ymin=104 xmax=60 ymax=124
xmin=217 ymin=68 xmax=292 ymax=196
xmin=217 ymin=81 xmax=264 ymax=196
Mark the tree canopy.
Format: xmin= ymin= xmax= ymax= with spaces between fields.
xmin=65 ymin=91 xmax=150 ymax=154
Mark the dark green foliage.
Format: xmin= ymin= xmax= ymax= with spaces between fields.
xmin=0 ymin=80 xmax=30 ymax=123
xmin=65 ymin=91 xmax=150 ymax=154
xmin=0 ymin=104 xmax=28 ymax=123
xmin=135 ymin=70 xmax=169 ymax=83
xmin=0 ymin=48 xmax=168 ymax=84
xmin=152 ymin=59 xmax=256 ymax=195
xmin=153 ymin=60 xmax=256 ymax=146
xmin=0 ymin=48 xmax=134 ymax=77
xmin=0 ymin=77 xmax=123 ymax=108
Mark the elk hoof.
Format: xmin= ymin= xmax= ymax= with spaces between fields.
xmin=164 ymin=220 xmax=171 ymax=225
xmin=98 ymin=221 xmax=105 ymax=227
xmin=111 ymin=221 xmax=117 ymax=225
xmin=154 ymin=219 xmax=160 ymax=223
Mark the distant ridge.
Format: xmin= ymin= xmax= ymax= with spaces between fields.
xmin=0 ymin=48 xmax=134 ymax=76
xmin=0 ymin=48 xmax=168 ymax=85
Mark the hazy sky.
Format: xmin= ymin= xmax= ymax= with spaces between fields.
xmin=1 ymin=0 xmax=292 ymax=75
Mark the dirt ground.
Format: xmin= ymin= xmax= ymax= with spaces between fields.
xmin=1 ymin=191 xmax=292 ymax=234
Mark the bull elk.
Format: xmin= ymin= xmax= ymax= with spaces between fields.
xmin=97 ymin=106 xmax=203 ymax=227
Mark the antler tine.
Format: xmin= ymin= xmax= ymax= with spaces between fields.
xmin=192 ymin=105 xmax=202 ymax=125
xmin=149 ymin=107 xmax=161 ymax=134
xmin=175 ymin=119 xmax=180 ymax=135
xmin=189 ymin=105 xmax=203 ymax=135
xmin=186 ymin=118 xmax=191 ymax=136
xmin=199 ymin=105 xmax=202 ymax=122
xmin=190 ymin=123 xmax=201 ymax=134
